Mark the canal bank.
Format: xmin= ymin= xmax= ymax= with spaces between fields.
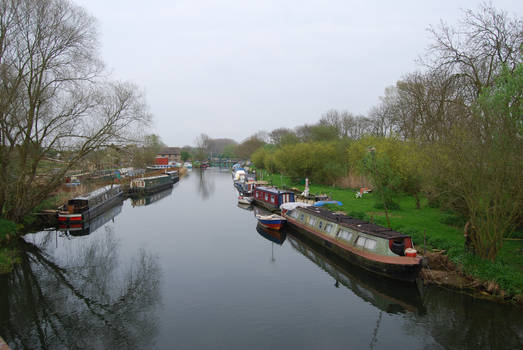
xmin=0 ymin=169 xmax=521 ymax=349
xmin=259 ymin=172 xmax=523 ymax=302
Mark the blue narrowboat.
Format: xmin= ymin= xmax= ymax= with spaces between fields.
xmin=252 ymin=186 xmax=295 ymax=212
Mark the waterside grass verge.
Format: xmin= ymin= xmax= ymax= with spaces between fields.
xmin=260 ymin=171 xmax=523 ymax=300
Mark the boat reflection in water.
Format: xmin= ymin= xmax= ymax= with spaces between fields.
xmin=237 ymin=203 xmax=253 ymax=211
xmin=256 ymin=223 xmax=287 ymax=245
xmin=131 ymin=188 xmax=173 ymax=207
xmin=58 ymin=200 xmax=123 ymax=236
xmin=285 ymin=227 xmax=425 ymax=315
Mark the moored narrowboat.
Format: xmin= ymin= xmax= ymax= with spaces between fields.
xmin=281 ymin=203 xmax=424 ymax=282
xmin=165 ymin=170 xmax=179 ymax=183
xmin=59 ymin=201 xmax=123 ymax=236
xmin=252 ymin=186 xmax=295 ymax=212
xmin=58 ymin=185 xmax=123 ymax=223
xmin=129 ymin=174 xmax=173 ymax=196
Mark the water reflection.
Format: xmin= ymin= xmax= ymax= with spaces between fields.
xmin=0 ymin=229 xmax=161 ymax=349
xmin=236 ymin=203 xmax=253 ymax=211
xmin=196 ymin=169 xmax=215 ymax=200
xmin=255 ymin=223 xmax=287 ymax=245
xmin=285 ymin=228 xmax=425 ymax=315
xmin=403 ymin=287 xmax=523 ymax=350
xmin=59 ymin=200 xmax=123 ymax=236
xmin=131 ymin=188 xmax=173 ymax=207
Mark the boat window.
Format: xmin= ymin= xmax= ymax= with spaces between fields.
xmin=356 ymin=236 xmax=366 ymax=247
xmin=289 ymin=210 xmax=298 ymax=218
xmin=265 ymin=194 xmax=268 ymax=201
xmin=318 ymin=221 xmax=323 ymax=229
xmin=299 ymin=213 xmax=305 ymax=221
xmin=364 ymin=239 xmax=377 ymax=250
xmin=338 ymin=229 xmax=353 ymax=241
xmin=308 ymin=217 xmax=316 ymax=226
xmin=271 ymin=196 xmax=275 ymax=203
xmin=324 ymin=224 xmax=333 ymax=233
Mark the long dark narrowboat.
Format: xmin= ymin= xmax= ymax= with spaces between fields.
xmin=59 ymin=201 xmax=123 ymax=236
xmin=129 ymin=174 xmax=173 ymax=196
xmin=58 ymin=185 xmax=123 ymax=224
xmin=281 ymin=203 xmax=424 ymax=282
xmin=165 ymin=170 xmax=179 ymax=183
xmin=252 ymin=186 xmax=295 ymax=212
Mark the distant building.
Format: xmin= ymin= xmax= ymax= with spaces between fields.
xmin=157 ymin=147 xmax=181 ymax=164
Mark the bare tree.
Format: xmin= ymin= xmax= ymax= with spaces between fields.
xmin=0 ymin=0 xmax=150 ymax=221
xmin=424 ymin=2 xmax=522 ymax=100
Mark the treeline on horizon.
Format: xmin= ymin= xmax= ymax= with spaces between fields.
xmin=201 ymin=4 xmax=522 ymax=261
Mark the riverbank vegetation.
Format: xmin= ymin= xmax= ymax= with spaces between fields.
xmin=246 ymin=4 xmax=522 ymax=298
xmin=0 ymin=0 xmax=156 ymax=270
xmin=0 ymin=0 xmax=153 ymax=223
xmin=259 ymin=171 xmax=522 ymax=297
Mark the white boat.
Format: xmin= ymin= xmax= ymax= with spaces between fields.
xmin=238 ymin=195 xmax=253 ymax=205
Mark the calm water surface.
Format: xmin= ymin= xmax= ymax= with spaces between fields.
xmin=1 ymin=169 xmax=521 ymax=349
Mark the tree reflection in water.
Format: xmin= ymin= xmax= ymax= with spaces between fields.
xmin=0 ymin=228 xmax=161 ymax=349
xmin=402 ymin=287 xmax=523 ymax=350
xmin=196 ymin=169 xmax=215 ymax=200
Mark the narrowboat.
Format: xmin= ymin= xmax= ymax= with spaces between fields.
xmin=252 ymin=186 xmax=295 ymax=212
xmin=165 ymin=170 xmax=179 ymax=183
xmin=129 ymin=174 xmax=173 ymax=196
xmin=58 ymin=185 xmax=123 ymax=223
xmin=280 ymin=203 xmax=424 ymax=282
xmin=59 ymin=201 xmax=123 ymax=236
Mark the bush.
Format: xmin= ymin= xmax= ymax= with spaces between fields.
xmin=374 ymin=201 xmax=401 ymax=211
xmin=348 ymin=211 xmax=367 ymax=220
xmin=0 ymin=218 xmax=19 ymax=243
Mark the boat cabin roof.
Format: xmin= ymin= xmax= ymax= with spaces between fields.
xmin=135 ymin=174 xmax=170 ymax=181
xmin=300 ymin=206 xmax=409 ymax=240
xmin=255 ymin=186 xmax=294 ymax=195
xmin=75 ymin=184 xmax=121 ymax=201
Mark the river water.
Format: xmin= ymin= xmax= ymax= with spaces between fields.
xmin=0 ymin=169 xmax=521 ymax=349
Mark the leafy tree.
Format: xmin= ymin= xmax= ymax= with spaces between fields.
xmin=221 ymin=143 xmax=237 ymax=158
xmin=181 ymin=151 xmax=191 ymax=162
xmin=235 ymin=136 xmax=266 ymax=159
xmin=430 ymin=62 xmax=523 ymax=260
xmin=361 ymin=147 xmax=401 ymax=228
xmin=0 ymin=0 xmax=150 ymax=222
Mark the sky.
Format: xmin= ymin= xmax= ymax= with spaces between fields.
xmin=75 ymin=0 xmax=522 ymax=147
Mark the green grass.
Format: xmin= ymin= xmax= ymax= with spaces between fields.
xmin=0 ymin=218 xmax=22 ymax=274
xmin=0 ymin=247 xmax=18 ymax=274
xmin=261 ymin=171 xmax=523 ymax=296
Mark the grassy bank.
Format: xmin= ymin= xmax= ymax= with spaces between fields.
xmin=260 ymin=171 xmax=523 ymax=297
xmin=0 ymin=219 xmax=20 ymax=274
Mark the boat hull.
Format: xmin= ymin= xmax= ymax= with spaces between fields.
xmin=258 ymin=219 xmax=285 ymax=230
xmin=252 ymin=199 xmax=280 ymax=212
xmin=128 ymin=181 xmax=173 ymax=197
xmin=285 ymin=218 xmax=422 ymax=282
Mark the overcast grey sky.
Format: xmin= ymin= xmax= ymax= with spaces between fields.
xmin=75 ymin=0 xmax=522 ymax=147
